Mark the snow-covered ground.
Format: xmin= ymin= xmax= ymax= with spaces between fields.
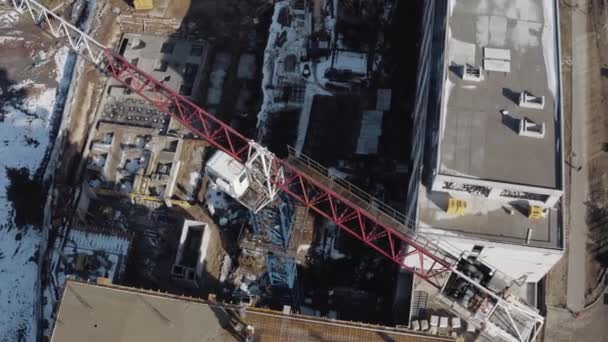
xmin=0 ymin=13 xmax=71 ymax=342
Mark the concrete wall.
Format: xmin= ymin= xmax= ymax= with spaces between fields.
xmin=173 ymin=220 xmax=211 ymax=288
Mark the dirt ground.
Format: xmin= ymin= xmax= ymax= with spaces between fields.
xmin=173 ymin=139 xmax=209 ymax=201
xmin=585 ymin=0 xmax=608 ymax=296
xmin=55 ymin=1 xmax=124 ymax=185
xmin=0 ymin=20 xmax=60 ymax=89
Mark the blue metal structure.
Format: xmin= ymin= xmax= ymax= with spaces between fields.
xmin=266 ymin=254 xmax=299 ymax=308
xmin=249 ymin=196 xmax=300 ymax=308
xmin=251 ymin=196 xmax=294 ymax=248
xmin=266 ymin=254 xmax=297 ymax=289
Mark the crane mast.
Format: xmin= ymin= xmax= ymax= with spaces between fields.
xmin=9 ymin=1 xmax=544 ymax=341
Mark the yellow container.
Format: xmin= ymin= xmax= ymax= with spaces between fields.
xmin=133 ymin=0 xmax=154 ymax=10
xmin=529 ymin=205 xmax=543 ymax=219
xmin=447 ymin=198 xmax=467 ymax=215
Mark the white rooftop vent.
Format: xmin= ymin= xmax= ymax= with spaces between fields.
xmin=462 ymin=64 xmax=482 ymax=82
xmin=519 ymin=91 xmax=545 ymax=109
xmin=484 ymin=47 xmax=511 ymax=60
xmin=518 ymin=118 xmax=545 ymax=139
xmin=483 ymin=59 xmax=510 ymax=73
xmin=483 ymin=47 xmax=511 ymax=73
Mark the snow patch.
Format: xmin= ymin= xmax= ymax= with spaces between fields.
xmin=205 ymin=183 xmax=231 ymax=214
xmin=297 ymin=244 xmax=311 ymax=254
xmin=447 ymin=38 xmax=476 ymax=66
xmin=0 ymin=18 xmax=76 ymax=342
xmin=0 ymin=227 xmax=40 ymax=341
xmin=189 ymin=172 xmax=201 ymax=187
xmin=53 ymin=47 xmax=70 ymax=84
xmin=0 ymin=10 xmax=19 ymax=29
xmin=0 ymin=36 xmax=24 ymax=44
xmin=509 ymin=20 xmax=542 ymax=53
xmin=204 ymin=183 xmax=242 ymax=225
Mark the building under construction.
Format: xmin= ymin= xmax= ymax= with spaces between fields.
xmin=3 ymin=0 xmax=560 ymax=341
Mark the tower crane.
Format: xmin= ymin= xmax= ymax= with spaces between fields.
xmin=8 ymin=1 xmax=545 ymax=341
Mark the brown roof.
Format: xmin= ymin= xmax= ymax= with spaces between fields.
xmin=52 ymin=280 xmax=455 ymax=342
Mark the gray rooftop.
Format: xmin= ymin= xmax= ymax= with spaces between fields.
xmin=51 ymin=281 xmax=232 ymax=342
xmin=438 ymin=0 xmax=560 ymax=189
xmin=52 ymin=280 xmax=451 ymax=342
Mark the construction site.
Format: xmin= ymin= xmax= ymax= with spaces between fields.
xmin=1 ymin=0 xmax=608 ymax=342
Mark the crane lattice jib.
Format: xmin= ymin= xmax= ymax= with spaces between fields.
xmin=10 ymin=1 xmax=544 ymax=341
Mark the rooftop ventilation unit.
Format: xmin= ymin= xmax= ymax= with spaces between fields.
xmin=518 ymin=118 xmax=546 ymax=139
xmin=461 ymin=64 xmax=482 ymax=82
xmin=519 ymin=91 xmax=545 ymax=110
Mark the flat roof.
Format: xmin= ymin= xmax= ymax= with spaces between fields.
xmin=52 ymin=280 xmax=455 ymax=342
xmin=438 ymin=0 xmax=560 ymax=189
xmin=117 ymin=33 xmax=208 ymax=99
xmin=417 ymin=187 xmax=561 ymax=249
